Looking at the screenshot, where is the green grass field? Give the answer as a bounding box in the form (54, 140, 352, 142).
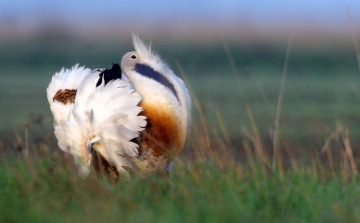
(2, 151, 360, 223)
(1, 34, 360, 222)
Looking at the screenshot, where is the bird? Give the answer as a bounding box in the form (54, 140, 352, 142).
(46, 35, 191, 178)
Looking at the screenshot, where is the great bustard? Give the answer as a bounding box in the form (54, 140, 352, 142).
(47, 35, 191, 178)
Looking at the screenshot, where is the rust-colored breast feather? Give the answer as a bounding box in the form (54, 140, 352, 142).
(53, 89, 77, 104)
(136, 101, 184, 169)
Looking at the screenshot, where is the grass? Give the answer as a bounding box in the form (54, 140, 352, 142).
(1, 138, 360, 222)
(2, 32, 360, 221)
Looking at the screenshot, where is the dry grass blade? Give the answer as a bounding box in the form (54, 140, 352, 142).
(222, 37, 270, 169)
(341, 149, 350, 182)
(309, 150, 318, 181)
(214, 107, 231, 146)
(282, 141, 299, 172)
(247, 68, 275, 119)
(349, 81, 360, 101)
(13, 130, 23, 152)
(340, 127, 358, 175)
(320, 128, 337, 173)
(23, 122, 29, 158)
(273, 32, 293, 174)
(242, 138, 257, 174)
(313, 149, 325, 181)
(346, 7, 360, 74)
(241, 126, 268, 175)
(322, 121, 358, 177)
(321, 126, 340, 154)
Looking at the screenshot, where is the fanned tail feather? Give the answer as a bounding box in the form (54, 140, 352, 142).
(54, 72, 146, 175)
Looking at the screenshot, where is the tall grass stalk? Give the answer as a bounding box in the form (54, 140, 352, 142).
(23, 122, 29, 158)
(321, 127, 338, 175)
(241, 130, 258, 173)
(321, 121, 359, 180)
(214, 107, 231, 146)
(340, 127, 358, 175)
(222, 37, 270, 171)
(349, 81, 360, 101)
(247, 67, 275, 119)
(346, 7, 360, 73)
(282, 140, 299, 172)
(273, 33, 293, 176)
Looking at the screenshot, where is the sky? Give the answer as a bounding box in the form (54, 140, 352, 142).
(0, 0, 360, 33)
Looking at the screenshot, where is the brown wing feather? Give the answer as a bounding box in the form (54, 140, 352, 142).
(53, 89, 77, 104)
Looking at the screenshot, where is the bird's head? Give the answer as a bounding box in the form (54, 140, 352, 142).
(120, 34, 167, 81)
(121, 34, 149, 72)
(121, 51, 140, 76)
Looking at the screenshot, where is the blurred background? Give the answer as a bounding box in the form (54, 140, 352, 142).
(1, 0, 360, 150)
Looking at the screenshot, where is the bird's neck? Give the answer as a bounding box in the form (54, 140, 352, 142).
(131, 75, 180, 108)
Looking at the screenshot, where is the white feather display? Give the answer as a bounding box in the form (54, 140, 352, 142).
(47, 65, 146, 177)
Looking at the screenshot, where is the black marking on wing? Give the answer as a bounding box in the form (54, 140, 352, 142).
(134, 63, 180, 103)
(96, 63, 122, 87)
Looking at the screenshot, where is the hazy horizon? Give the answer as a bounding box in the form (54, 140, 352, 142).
(1, 0, 360, 38)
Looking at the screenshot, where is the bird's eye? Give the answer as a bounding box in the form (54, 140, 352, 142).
(131, 55, 136, 59)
